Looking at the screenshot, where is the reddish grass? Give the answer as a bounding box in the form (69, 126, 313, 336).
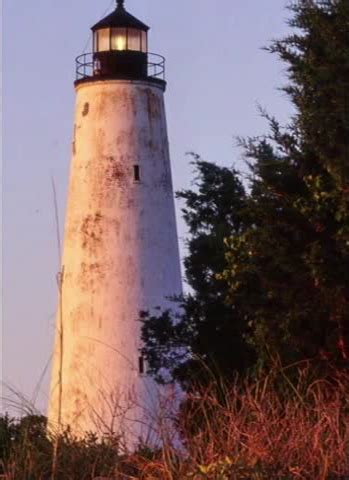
(109, 366, 349, 479)
(174, 367, 349, 479)
(2, 366, 349, 479)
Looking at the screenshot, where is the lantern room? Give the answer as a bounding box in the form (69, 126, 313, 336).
(75, 0, 165, 85)
(91, 0, 149, 79)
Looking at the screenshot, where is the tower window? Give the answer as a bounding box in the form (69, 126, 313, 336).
(134, 165, 141, 182)
(139, 355, 145, 375)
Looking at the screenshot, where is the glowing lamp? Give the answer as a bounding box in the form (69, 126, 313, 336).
(91, 0, 149, 78)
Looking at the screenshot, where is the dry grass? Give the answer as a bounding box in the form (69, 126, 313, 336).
(175, 366, 349, 479)
(1, 366, 348, 479)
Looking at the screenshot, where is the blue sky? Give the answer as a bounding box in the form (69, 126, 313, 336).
(2, 0, 292, 413)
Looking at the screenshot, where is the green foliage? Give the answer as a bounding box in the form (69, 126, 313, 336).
(141, 156, 254, 390)
(222, 0, 349, 367)
(0, 415, 119, 480)
(51, 432, 119, 480)
(0, 415, 52, 479)
(273, 0, 349, 185)
(187, 457, 292, 480)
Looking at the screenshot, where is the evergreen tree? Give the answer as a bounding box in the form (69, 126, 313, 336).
(223, 0, 349, 366)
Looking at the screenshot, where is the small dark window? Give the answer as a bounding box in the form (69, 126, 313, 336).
(139, 355, 145, 375)
(134, 165, 140, 182)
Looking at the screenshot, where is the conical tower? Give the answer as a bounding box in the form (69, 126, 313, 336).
(48, 1, 182, 446)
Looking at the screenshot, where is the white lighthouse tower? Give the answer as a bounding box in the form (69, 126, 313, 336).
(48, 0, 182, 445)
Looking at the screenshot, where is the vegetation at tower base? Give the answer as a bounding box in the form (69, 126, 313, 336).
(141, 0, 349, 389)
(1, 367, 349, 478)
(0, 414, 120, 479)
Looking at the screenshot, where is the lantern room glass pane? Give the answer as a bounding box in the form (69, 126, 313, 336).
(97, 28, 110, 52)
(93, 32, 98, 52)
(128, 28, 141, 51)
(141, 31, 147, 53)
(111, 28, 127, 51)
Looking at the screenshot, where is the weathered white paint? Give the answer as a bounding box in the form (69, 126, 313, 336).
(48, 79, 182, 446)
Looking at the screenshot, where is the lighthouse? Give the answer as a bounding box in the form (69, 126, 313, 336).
(48, 0, 182, 445)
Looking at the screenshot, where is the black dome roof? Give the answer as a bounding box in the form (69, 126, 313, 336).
(91, 2, 149, 32)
